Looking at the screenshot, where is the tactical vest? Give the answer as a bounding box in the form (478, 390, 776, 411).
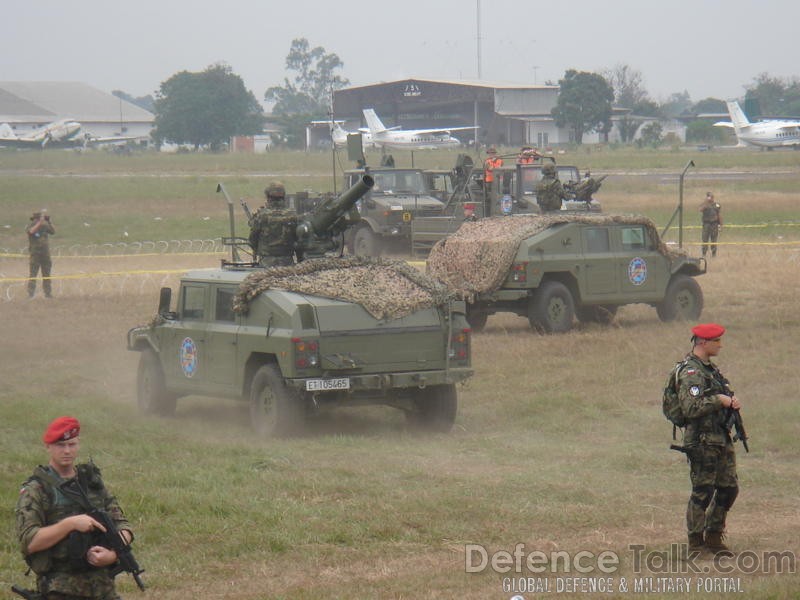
(23, 464, 109, 575)
(536, 178, 564, 211)
(701, 202, 721, 224)
(678, 355, 730, 447)
(251, 208, 297, 258)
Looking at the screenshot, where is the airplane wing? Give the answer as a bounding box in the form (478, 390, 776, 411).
(713, 121, 735, 128)
(403, 126, 479, 135)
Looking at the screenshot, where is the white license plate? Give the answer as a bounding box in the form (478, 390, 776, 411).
(305, 378, 350, 391)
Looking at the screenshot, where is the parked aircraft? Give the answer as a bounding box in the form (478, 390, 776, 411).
(361, 108, 476, 149)
(714, 101, 800, 148)
(0, 119, 138, 149)
(330, 121, 376, 148)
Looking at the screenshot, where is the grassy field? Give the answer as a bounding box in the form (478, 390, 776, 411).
(1, 149, 799, 599)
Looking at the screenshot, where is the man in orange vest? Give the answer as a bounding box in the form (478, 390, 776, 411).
(483, 147, 503, 198)
(517, 146, 540, 164)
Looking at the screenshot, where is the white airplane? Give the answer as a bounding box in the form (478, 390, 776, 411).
(0, 119, 138, 149)
(714, 100, 800, 149)
(330, 121, 376, 148)
(360, 108, 476, 149)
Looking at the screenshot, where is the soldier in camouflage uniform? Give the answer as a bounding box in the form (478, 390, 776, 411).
(15, 417, 134, 600)
(248, 181, 298, 267)
(699, 191, 722, 257)
(676, 323, 741, 555)
(535, 163, 567, 212)
(27, 209, 56, 298)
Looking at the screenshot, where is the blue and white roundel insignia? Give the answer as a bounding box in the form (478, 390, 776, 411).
(628, 257, 647, 286)
(180, 337, 198, 378)
(689, 385, 701, 397)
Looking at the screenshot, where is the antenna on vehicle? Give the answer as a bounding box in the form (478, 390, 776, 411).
(661, 160, 695, 248)
(328, 86, 337, 196)
(216, 182, 241, 263)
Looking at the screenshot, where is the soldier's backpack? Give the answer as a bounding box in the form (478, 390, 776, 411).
(662, 359, 690, 435)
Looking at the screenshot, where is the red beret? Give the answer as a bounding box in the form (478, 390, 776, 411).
(43, 416, 81, 444)
(692, 323, 725, 340)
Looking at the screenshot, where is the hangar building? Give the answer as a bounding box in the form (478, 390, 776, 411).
(0, 81, 154, 141)
(328, 78, 564, 149)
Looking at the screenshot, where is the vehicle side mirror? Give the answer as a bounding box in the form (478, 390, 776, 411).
(158, 287, 172, 315)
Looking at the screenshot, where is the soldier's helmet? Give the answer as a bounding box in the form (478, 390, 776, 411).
(542, 163, 556, 176)
(264, 181, 286, 204)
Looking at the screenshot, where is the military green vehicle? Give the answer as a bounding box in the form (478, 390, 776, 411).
(411, 156, 601, 255)
(427, 213, 706, 333)
(128, 177, 473, 436)
(342, 167, 446, 256)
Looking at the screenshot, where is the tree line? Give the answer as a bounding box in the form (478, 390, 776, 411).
(122, 39, 800, 149)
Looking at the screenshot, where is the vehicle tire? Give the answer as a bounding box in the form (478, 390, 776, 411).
(406, 384, 458, 432)
(528, 280, 575, 333)
(576, 304, 617, 324)
(465, 303, 488, 332)
(656, 275, 704, 322)
(137, 349, 176, 416)
(249, 363, 304, 437)
(353, 225, 381, 257)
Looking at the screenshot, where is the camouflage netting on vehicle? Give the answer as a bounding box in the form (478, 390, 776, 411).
(233, 256, 456, 320)
(427, 214, 682, 297)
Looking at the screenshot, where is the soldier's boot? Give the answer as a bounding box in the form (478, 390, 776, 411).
(686, 532, 706, 558)
(705, 531, 733, 556)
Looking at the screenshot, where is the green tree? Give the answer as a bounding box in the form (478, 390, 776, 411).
(685, 120, 729, 145)
(112, 90, 155, 113)
(745, 72, 800, 116)
(660, 91, 693, 118)
(153, 63, 264, 150)
(551, 70, 614, 144)
(637, 121, 663, 148)
(691, 97, 726, 114)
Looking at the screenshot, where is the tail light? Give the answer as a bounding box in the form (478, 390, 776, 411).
(510, 262, 528, 283)
(449, 328, 470, 365)
(292, 337, 320, 369)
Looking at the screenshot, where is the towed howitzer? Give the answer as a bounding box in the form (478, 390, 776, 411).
(294, 174, 374, 259)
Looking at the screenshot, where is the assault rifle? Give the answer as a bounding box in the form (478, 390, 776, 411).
(59, 478, 146, 591)
(714, 372, 750, 453)
(726, 408, 749, 453)
(11, 585, 41, 600)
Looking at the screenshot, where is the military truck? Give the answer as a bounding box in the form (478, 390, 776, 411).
(427, 213, 706, 333)
(128, 177, 473, 436)
(342, 167, 446, 256)
(411, 157, 601, 256)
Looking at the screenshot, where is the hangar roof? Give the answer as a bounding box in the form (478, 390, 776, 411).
(334, 78, 558, 116)
(0, 81, 154, 124)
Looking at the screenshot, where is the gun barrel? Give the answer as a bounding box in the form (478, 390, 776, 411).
(308, 174, 374, 235)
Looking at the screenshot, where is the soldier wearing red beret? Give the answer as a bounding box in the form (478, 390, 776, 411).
(15, 417, 135, 599)
(673, 324, 742, 556)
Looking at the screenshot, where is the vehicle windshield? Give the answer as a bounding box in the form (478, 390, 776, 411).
(519, 166, 580, 194)
(371, 171, 427, 195)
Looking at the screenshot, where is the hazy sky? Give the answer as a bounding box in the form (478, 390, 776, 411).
(3, 0, 797, 106)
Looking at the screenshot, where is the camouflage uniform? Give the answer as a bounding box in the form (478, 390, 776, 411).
(700, 196, 722, 257)
(27, 213, 56, 298)
(248, 182, 297, 267)
(15, 463, 131, 600)
(535, 165, 567, 212)
(248, 207, 298, 267)
(676, 354, 738, 538)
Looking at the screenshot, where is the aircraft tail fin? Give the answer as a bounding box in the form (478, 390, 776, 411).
(0, 123, 18, 138)
(363, 108, 387, 134)
(726, 101, 751, 132)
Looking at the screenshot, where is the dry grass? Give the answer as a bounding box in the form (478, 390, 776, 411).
(1, 159, 799, 599)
